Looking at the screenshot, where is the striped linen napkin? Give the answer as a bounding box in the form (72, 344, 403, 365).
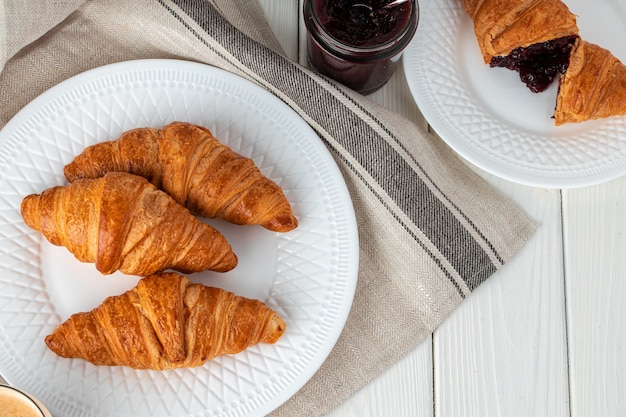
(0, 0, 535, 415)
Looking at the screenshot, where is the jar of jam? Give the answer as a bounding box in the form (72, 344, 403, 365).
(303, 0, 419, 95)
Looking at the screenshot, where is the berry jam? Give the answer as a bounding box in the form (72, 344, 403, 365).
(490, 35, 578, 93)
(315, 0, 413, 47)
(304, 0, 418, 94)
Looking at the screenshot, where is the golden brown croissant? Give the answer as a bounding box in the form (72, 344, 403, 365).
(554, 39, 626, 125)
(461, 0, 579, 92)
(63, 122, 298, 232)
(21, 172, 237, 276)
(45, 272, 286, 370)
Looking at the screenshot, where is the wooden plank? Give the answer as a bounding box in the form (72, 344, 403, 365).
(563, 178, 626, 417)
(257, 0, 300, 60)
(326, 338, 433, 417)
(433, 175, 570, 417)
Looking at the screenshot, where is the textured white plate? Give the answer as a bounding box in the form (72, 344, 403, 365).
(404, 0, 626, 188)
(0, 60, 359, 417)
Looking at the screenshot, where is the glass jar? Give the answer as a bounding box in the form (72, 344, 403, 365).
(303, 0, 419, 95)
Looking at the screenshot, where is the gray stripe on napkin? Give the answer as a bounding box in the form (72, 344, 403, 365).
(164, 0, 499, 293)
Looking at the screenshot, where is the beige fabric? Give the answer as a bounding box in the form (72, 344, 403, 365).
(0, 1, 535, 416)
(0, 0, 88, 75)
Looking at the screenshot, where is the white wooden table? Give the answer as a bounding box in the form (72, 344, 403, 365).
(259, 1, 626, 416)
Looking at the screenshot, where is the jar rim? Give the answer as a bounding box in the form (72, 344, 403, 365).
(304, 0, 420, 61)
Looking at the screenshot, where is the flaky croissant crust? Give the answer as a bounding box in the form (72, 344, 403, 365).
(45, 272, 286, 370)
(64, 122, 298, 232)
(554, 39, 626, 125)
(461, 0, 579, 62)
(21, 172, 237, 276)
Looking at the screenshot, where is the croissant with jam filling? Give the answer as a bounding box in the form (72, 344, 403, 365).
(554, 39, 626, 125)
(461, 0, 579, 92)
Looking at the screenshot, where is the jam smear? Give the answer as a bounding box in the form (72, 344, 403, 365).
(490, 35, 578, 93)
(316, 0, 412, 47)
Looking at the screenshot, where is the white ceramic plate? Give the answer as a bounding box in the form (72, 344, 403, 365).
(0, 60, 359, 417)
(404, 0, 626, 188)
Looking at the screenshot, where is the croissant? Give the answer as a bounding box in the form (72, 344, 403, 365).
(63, 121, 298, 232)
(461, 0, 579, 92)
(554, 39, 626, 125)
(45, 272, 286, 370)
(21, 172, 237, 276)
